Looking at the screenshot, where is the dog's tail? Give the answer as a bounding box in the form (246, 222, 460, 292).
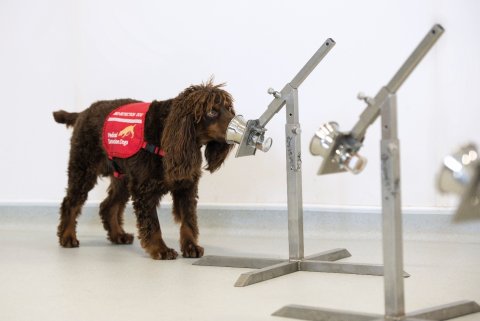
(53, 110, 79, 128)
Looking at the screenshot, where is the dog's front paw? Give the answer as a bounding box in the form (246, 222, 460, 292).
(59, 235, 80, 248)
(148, 247, 178, 260)
(181, 242, 204, 258)
(109, 232, 134, 245)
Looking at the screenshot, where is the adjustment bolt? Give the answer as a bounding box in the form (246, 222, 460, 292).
(357, 92, 375, 105)
(292, 127, 301, 135)
(268, 88, 282, 98)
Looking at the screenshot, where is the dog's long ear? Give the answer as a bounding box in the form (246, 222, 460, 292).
(204, 141, 233, 173)
(161, 110, 202, 183)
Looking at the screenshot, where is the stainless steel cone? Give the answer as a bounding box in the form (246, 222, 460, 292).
(226, 115, 247, 145)
(310, 122, 340, 157)
(438, 143, 480, 222)
(438, 143, 478, 195)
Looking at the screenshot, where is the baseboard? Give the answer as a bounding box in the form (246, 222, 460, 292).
(0, 202, 478, 242)
(0, 200, 455, 214)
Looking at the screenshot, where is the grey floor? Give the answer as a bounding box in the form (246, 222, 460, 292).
(1, 207, 479, 321)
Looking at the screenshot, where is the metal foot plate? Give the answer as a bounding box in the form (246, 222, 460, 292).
(299, 260, 410, 277)
(304, 248, 351, 261)
(272, 304, 381, 321)
(234, 261, 299, 287)
(272, 301, 480, 321)
(192, 255, 285, 269)
(407, 300, 480, 320)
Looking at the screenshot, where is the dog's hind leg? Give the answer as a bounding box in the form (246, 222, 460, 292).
(171, 184, 204, 258)
(58, 134, 104, 248)
(99, 178, 133, 244)
(58, 166, 98, 248)
(131, 180, 178, 260)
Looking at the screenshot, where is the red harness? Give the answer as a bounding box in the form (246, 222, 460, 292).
(102, 102, 165, 177)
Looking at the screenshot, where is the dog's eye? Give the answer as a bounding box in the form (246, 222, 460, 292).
(206, 110, 219, 118)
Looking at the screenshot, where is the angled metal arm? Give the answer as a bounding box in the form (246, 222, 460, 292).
(350, 24, 444, 141)
(235, 38, 335, 158)
(290, 38, 336, 89)
(387, 24, 444, 93)
(234, 38, 335, 158)
(257, 38, 336, 128)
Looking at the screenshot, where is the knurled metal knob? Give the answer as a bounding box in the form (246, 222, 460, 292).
(268, 88, 282, 98)
(357, 92, 375, 105)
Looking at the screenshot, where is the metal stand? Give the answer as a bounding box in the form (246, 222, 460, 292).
(272, 25, 479, 321)
(194, 39, 399, 287)
(272, 94, 480, 320)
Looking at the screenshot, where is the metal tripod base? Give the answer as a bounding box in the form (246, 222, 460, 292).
(193, 248, 409, 287)
(272, 300, 480, 321)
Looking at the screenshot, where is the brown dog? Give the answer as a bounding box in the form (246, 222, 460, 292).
(53, 81, 235, 259)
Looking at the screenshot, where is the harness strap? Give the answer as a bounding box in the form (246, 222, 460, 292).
(110, 142, 165, 178)
(110, 158, 123, 178)
(142, 142, 166, 157)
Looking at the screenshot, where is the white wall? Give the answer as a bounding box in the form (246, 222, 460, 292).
(0, 0, 478, 209)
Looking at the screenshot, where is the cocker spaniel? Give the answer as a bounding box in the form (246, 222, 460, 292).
(53, 80, 235, 260)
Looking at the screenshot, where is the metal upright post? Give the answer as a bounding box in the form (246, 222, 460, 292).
(285, 88, 304, 261)
(380, 94, 405, 319)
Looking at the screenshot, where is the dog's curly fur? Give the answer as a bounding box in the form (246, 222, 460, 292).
(53, 81, 235, 260)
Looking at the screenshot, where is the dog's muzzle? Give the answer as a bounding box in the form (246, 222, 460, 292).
(310, 122, 367, 174)
(226, 115, 272, 153)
